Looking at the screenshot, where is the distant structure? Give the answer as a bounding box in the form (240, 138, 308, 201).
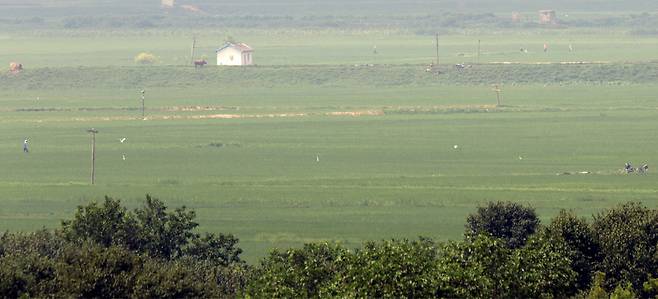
(539, 10, 557, 25)
(511, 12, 522, 23)
(161, 0, 175, 9)
(9, 62, 23, 73)
(180, 4, 202, 13)
(216, 42, 254, 66)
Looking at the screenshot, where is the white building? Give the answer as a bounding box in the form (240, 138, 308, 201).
(161, 0, 175, 9)
(216, 42, 254, 66)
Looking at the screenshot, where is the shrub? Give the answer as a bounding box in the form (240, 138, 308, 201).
(134, 52, 158, 64)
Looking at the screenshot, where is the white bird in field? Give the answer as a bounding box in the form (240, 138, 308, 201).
(122, 154, 126, 161)
(519, 156, 523, 160)
(119, 138, 126, 143)
(453, 145, 459, 149)
(316, 154, 320, 162)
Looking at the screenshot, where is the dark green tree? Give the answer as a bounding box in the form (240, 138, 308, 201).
(466, 201, 539, 248)
(247, 242, 348, 298)
(53, 243, 141, 298)
(132, 258, 219, 299)
(591, 202, 658, 291)
(0, 253, 56, 297)
(133, 195, 198, 259)
(332, 238, 440, 298)
(61, 196, 139, 249)
(184, 232, 243, 266)
(437, 234, 576, 299)
(542, 209, 601, 293)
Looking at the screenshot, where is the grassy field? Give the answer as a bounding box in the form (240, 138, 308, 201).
(2, 30, 658, 67)
(1, 26, 658, 262)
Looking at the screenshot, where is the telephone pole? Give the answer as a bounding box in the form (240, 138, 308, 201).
(435, 32, 440, 65)
(477, 39, 481, 63)
(493, 84, 502, 106)
(140, 89, 145, 119)
(87, 128, 99, 185)
(191, 35, 196, 66)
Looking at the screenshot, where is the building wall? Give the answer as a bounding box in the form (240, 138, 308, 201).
(241, 52, 254, 65)
(217, 47, 244, 66)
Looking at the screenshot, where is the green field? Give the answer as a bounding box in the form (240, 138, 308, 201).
(2, 19, 658, 263)
(3, 30, 658, 67)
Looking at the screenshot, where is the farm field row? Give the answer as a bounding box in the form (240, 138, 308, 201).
(1, 80, 657, 262)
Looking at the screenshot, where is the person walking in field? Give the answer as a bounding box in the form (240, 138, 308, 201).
(543, 43, 549, 53)
(23, 138, 29, 153)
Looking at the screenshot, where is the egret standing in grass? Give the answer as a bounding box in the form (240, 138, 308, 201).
(119, 138, 126, 160)
(316, 154, 320, 162)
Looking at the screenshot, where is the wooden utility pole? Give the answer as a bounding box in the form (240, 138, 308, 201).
(435, 32, 440, 65)
(190, 36, 196, 66)
(477, 39, 481, 63)
(140, 89, 145, 119)
(493, 84, 502, 106)
(87, 128, 99, 185)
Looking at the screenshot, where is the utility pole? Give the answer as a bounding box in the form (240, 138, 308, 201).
(140, 89, 145, 119)
(191, 35, 196, 66)
(435, 32, 440, 65)
(477, 39, 481, 63)
(493, 84, 502, 106)
(87, 128, 98, 185)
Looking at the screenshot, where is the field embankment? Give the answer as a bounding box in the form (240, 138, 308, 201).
(2, 63, 656, 91)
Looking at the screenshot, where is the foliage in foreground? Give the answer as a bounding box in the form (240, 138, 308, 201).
(0, 195, 248, 298)
(3, 198, 658, 298)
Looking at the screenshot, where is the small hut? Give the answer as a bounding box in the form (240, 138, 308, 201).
(161, 0, 175, 9)
(511, 12, 522, 23)
(539, 10, 557, 25)
(9, 62, 23, 73)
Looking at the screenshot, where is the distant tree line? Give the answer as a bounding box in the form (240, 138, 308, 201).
(3, 197, 658, 298)
(1, 12, 656, 32)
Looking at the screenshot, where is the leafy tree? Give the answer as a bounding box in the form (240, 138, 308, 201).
(133, 195, 198, 259)
(61, 196, 139, 248)
(542, 209, 601, 292)
(1, 229, 65, 258)
(466, 201, 539, 248)
(0, 253, 56, 297)
(184, 232, 243, 266)
(132, 258, 218, 299)
(54, 243, 141, 298)
(592, 202, 658, 291)
(437, 234, 576, 299)
(587, 272, 610, 299)
(511, 234, 577, 298)
(59, 195, 242, 262)
(247, 242, 348, 298)
(643, 275, 658, 298)
(611, 283, 637, 299)
(332, 238, 440, 298)
(436, 235, 507, 298)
